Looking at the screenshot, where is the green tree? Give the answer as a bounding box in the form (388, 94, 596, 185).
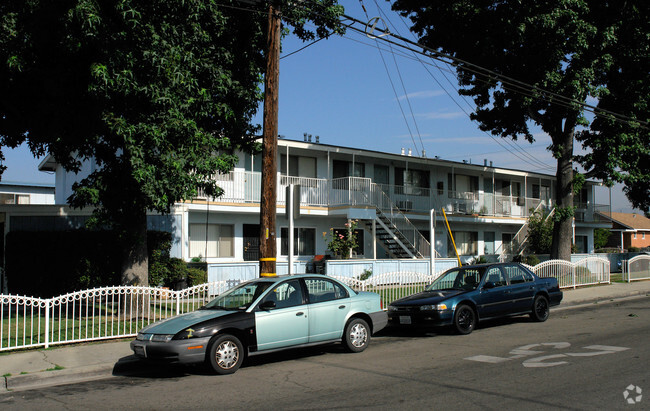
(393, 0, 649, 260)
(0, 0, 343, 285)
(593, 227, 611, 250)
(526, 210, 553, 255)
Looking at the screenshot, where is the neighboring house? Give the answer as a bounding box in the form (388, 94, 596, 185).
(0, 182, 55, 291)
(597, 212, 650, 251)
(14, 137, 608, 265)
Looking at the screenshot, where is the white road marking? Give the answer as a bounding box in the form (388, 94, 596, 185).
(465, 343, 631, 367)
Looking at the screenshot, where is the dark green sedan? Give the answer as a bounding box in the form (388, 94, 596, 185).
(131, 274, 387, 374)
(387, 263, 562, 334)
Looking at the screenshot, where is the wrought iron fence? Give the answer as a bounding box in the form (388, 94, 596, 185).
(1, 282, 229, 352)
(531, 257, 610, 289)
(623, 255, 650, 282)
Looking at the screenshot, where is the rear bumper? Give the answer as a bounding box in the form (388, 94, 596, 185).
(130, 336, 211, 365)
(549, 290, 563, 307)
(369, 310, 388, 333)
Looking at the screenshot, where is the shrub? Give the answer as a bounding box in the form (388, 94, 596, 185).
(187, 267, 207, 286)
(525, 255, 541, 266)
(358, 269, 373, 281)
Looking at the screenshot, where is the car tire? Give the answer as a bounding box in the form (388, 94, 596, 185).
(530, 295, 550, 322)
(343, 318, 370, 353)
(453, 304, 476, 335)
(206, 334, 244, 375)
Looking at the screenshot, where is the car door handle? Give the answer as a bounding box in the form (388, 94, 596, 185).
(339, 305, 346, 309)
(504, 290, 511, 294)
(296, 312, 304, 316)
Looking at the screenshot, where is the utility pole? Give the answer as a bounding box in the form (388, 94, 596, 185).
(259, 2, 281, 277)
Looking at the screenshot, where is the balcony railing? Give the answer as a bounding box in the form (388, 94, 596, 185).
(194, 171, 605, 222)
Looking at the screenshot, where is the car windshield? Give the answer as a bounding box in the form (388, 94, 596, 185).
(425, 267, 487, 292)
(203, 281, 274, 310)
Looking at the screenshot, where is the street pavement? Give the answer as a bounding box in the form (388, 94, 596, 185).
(2, 280, 649, 393)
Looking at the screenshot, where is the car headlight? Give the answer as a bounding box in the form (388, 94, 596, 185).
(420, 304, 448, 311)
(137, 333, 152, 341)
(388, 306, 398, 312)
(151, 334, 174, 343)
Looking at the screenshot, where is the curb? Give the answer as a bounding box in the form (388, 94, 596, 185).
(556, 291, 649, 311)
(2, 357, 141, 393)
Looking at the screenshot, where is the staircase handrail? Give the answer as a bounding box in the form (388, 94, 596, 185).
(372, 183, 433, 258)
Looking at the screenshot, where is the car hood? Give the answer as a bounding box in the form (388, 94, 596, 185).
(139, 309, 235, 335)
(390, 289, 465, 306)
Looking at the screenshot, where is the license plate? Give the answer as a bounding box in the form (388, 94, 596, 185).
(134, 345, 146, 357)
(399, 316, 412, 325)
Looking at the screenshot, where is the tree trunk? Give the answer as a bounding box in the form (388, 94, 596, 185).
(550, 127, 575, 261)
(121, 210, 149, 286)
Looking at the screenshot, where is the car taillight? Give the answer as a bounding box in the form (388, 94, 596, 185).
(380, 299, 384, 310)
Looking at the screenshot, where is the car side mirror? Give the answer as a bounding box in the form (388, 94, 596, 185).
(483, 281, 495, 290)
(259, 300, 276, 310)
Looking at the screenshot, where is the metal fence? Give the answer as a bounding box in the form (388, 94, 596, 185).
(623, 255, 650, 282)
(1, 282, 229, 352)
(531, 257, 610, 289)
(0, 257, 615, 352)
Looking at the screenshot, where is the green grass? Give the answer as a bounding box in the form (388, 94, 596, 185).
(46, 365, 64, 371)
(1, 299, 209, 350)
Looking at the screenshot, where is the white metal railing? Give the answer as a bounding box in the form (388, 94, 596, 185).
(532, 257, 610, 289)
(0, 283, 229, 352)
(195, 172, 609, 223)
(623, 255, 650, 282)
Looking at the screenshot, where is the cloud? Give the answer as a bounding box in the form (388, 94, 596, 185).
(397, 90, 445, 101)
(418, 111, 465, 120)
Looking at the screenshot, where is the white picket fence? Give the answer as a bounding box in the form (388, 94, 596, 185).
(623, 255, 650, 282)
(1, 258, 613, 352)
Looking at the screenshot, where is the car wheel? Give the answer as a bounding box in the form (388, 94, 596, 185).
(453, 304, 476, 335)
(206, 334, 244, 375)
(530, 295, 550, 322)
(343, 318, 370, 353)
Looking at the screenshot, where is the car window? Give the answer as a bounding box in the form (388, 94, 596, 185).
(260, 279, 304, 309)
(204, 281, 274, 310)
(485, 267, 507, 287)
(305, 278, 349, 303)
(459, 269, 481, 291)
(504, 265, 530, 284)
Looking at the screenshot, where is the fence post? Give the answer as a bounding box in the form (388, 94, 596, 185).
(44, 299, 50, 349)
(572, 266, 576, 290)
(176, 291, 180, 316)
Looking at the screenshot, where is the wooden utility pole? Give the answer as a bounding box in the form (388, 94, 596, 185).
(259, 2, 281, 277)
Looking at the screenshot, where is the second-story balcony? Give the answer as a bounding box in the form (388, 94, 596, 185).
(194, 171, 606, 223)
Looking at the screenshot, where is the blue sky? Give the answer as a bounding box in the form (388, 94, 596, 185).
(0, 1, 637, 212)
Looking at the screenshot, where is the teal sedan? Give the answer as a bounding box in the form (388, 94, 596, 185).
(131, 274, 387, 374)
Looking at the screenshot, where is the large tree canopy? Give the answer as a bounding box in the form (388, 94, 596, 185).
(0, 0, 344, 285)
(393, 0, 649, 260)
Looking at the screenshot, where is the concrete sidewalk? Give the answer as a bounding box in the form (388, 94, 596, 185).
(2, 280, 649, 393)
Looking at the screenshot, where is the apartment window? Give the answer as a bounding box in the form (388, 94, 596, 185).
(447, 174, 478, 198)
(281, 227, 316, 256)
(280, 155, 316, 178)
(189, 224, 234, 258)
(643, 233, 646, 240)
(484, 232, 495, 254)
(333, 160, 365, 178)
(0, 193, 30, 204)
(532, 184, 540, 199)
(397, 168, 429, 195)
(374, 165, 389, 185)
(633, 233, 637, 239)
(449, 231, 478, 256)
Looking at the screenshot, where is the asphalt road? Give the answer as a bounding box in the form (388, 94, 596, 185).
(1, 297, 648, 410)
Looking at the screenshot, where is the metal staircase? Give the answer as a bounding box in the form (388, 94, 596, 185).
(497, 202, 553, 261)
(362, 184, 434, 259)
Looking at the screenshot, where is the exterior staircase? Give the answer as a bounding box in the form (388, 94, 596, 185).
(362, 184, 435, 259)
